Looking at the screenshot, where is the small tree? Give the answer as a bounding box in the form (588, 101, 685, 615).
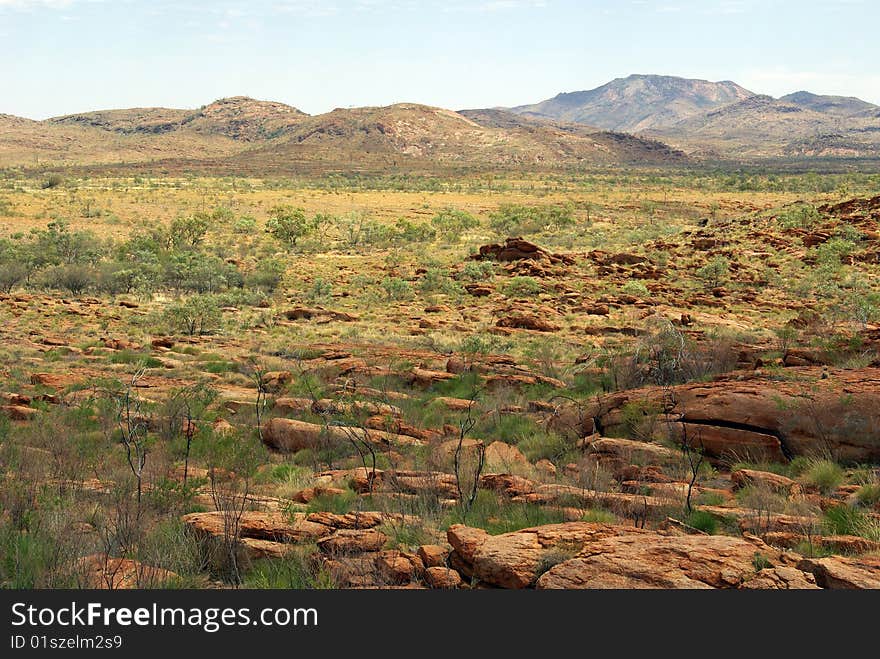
(696, 256, 730, 289)
(266, 205, 315, 248)
(169, 213, 210, 248)
(166, 295, 221, 336)
(430, 207, 478, 241)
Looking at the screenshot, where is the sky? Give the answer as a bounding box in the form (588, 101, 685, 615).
(1, 0, 878, 119)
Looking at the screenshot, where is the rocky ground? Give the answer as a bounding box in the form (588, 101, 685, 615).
(1, 182, 879, 590)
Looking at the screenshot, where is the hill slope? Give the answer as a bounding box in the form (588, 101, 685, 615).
(510, 74, 755, 132)
(49, 96, 308, 141)
(652, 94, 880, 158)
(779, 91, 878, 118)
(231, 104, 686, 172)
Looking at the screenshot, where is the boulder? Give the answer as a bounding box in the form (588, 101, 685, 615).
(496, 314, 560, 332)
(317, 529, 388, 554)
(447, 522, 634, 589)
(797, 556, 880, 589)
(536, 533, 786, 589)
(418, 544, 451, 568)
(77, 554, 178, 589)
(262, 418, 423, 453)
(425, 566, 463, 589)
(549, 367, 880, 462)
(731, 468, 802, 495)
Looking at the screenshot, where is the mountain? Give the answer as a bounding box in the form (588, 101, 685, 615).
(779, 91, 878, 118)
(231, 104, 686, 172)
(651, 94, 880, 158)
(509, 74, 755, 132)
(49, 96, 308, 141)
(0, 99, 687, 172)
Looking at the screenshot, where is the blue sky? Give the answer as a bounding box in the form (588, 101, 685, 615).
(1, 0, 878, 119)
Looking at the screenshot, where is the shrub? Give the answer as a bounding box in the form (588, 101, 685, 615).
(459, 261, 496, 282)
(621, 280, 649, 297)
(855, 483, 880, 507)
(43, 264, 96, 295)
(169, 213, 210, 248)
(684, 509, 718, 534)
(696, 256, 729, 289)
(380, 277, 413, 301)
(233, 215, 257, 234)
(394, 218, 436, 243)
(0, 259, 29, 293)
(163, 251, 241, 293)
(266, 205, 315, 248)
(489, 203, 574, 235)
(430, 207, 479, 240)
(166, 295, 222, 336)
(306, 278, 333, 304)
(823, 505, 880, 540)
(502, 276, 541, 297)
(245, 258, 286, 293)
(802, 459, 845, 495)
(40, 173, 64, 189)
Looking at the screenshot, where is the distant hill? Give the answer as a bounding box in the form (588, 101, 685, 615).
(4, 76, 880, 170)
(0, 99, 687, 172)
(651, 94, 880, 158)
(779, 91, 878, 118)
(509, 74, 755, 132)
(49, 96, 308, 141)
(232, 104, 686, 172)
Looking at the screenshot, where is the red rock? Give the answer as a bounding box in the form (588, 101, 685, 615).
(797, 555, 880, 589)
(418, 544, 451, 568)
(1, 404, 37, 420)
(425, 566, 462, 589)
(496, 314, 560, 332)
(317, 529, 388, 554)
(77, 554, 178, 589)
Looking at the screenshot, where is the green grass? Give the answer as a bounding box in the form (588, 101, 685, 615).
(304, 489, 358, 514)
(684, 509, 719, 535)
(854, 483, 880, 507)
(242, 547, 335, 589)
(802, 459, 845, 495)
(109, 349, 163, 368)
(823, 505, 880, 541)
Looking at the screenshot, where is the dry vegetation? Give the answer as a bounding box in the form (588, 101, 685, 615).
(1, 167, 879, 589)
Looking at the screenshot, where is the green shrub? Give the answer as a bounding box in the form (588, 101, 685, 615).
(459, 261, 496, 282)
(233, 215, 257, 234)
(380, 277, 413, 301)
(823, 505, 880, 540)
(245, 258, 286, 293)
(42, 264, 97, 295)
(394, 218, 436, 243)
(489, 203, 574, 235)
(855, 483, 880, 507)
(502, 276, 541, 297)
(696, 256, 729, 289)
(621, 280, 649, 297)
(166, 295, 222, 336)
(802, 459, 845, 495)
(684, 509, 718, 534)
(430, 207, 479, 240)
(266, 205, 315, 248)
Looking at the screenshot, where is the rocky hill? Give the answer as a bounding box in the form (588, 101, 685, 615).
(0, 99, 686, 171)
(509, 74, 755, 132)
(779, 91, 878, 118)
(236, 104, 686, 171)
(652, 94, 880, 158)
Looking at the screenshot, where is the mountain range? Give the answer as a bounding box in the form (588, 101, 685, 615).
(2, 74, 879, 172)
(505, 74, 880, 159)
